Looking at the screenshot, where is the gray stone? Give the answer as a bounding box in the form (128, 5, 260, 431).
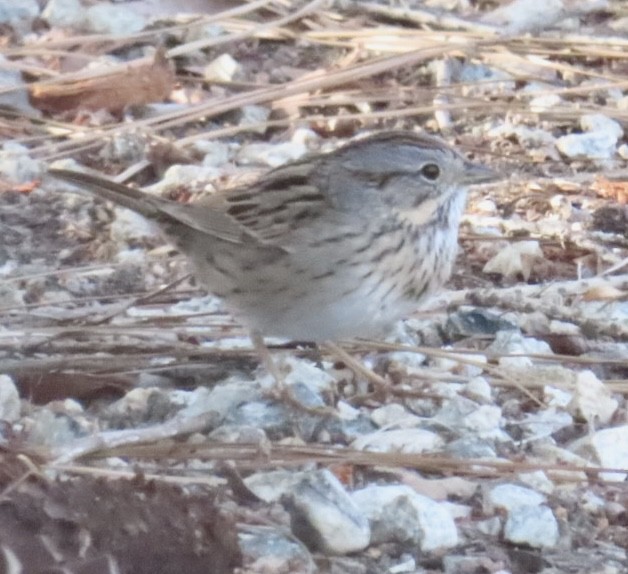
(486, 483, 546, 513)
(85, 4, 146, 35)
(0, 374, 20, 422)
(353, 484, 458, 551)
(0, 0, 38, 30)
(42, 0, 83, 28)
(504, 505, 559, 548)
(284, 469, 370, 554)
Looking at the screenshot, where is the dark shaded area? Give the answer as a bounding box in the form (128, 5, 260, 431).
(0, 452, 241, 574)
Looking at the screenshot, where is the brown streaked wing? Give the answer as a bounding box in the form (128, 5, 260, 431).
(197, 158, 330, 245)
(139, 158, 326, 248)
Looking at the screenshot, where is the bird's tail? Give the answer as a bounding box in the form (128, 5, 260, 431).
(48, 169, 161, 218)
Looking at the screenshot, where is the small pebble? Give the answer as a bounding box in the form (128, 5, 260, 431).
(504, 505, 559, 548)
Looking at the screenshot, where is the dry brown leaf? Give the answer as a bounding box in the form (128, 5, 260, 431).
(329, 463, 355, 487)
(0, 179, 39, 193)
(591, 176, 628, 204)
(581, 284, 626, 302)
(29, 50, 175, 114)
(16, 371, 131, 404)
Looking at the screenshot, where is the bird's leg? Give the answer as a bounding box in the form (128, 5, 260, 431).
(250, 329, 287, 399)
(251, 332, 390, 409)
(251, 331, 340, 415)
(321, 341, 390, 399)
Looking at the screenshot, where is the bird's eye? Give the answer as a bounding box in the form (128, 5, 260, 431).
(420, 163, 440, 181)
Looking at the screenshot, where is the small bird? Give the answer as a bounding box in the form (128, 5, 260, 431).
(49, 131, 497, 342)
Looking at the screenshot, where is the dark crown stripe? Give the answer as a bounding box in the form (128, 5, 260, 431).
(347, 131, 454, 154)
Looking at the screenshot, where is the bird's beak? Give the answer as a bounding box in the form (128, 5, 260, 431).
(462, 161, 501, 185)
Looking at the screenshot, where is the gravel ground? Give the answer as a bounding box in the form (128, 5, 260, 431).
(0, 1, 627, 572)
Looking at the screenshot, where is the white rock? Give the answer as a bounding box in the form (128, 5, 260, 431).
(544, 385, 573, 408)
(287, 470, 370, 554)
(497, 357, 534, 371)
(387, 351, 428, 372)
(177, 382, 256, 419)
(208, 424, 267, 446)
(42, 0, 83, 28)
(168, 295, 221, 316)
(488, 122, 556, 148)
(618, 144, 628, 160)
(291, 128, 319, 146)
(204, 53, 241, 82)
(581, 79, 624, 103)
(548, 320, 581, 336)
(435, 396, 488, 427)
(556, 132, 618, 160)
(458, 63, 515, 96)
(0, 0, 38, 29)
(488, 330, 553, 357)
(99, 133, 144, 164)
(462, 404, 503, 436)
(0, 283, 24, 307)
(475, 198, 498, 214)
(113, 248, 148, 266)
(237, 142, 308, 168)
(336, 400, 360, 421)
(568, 369, 618, 426)
(519, 408, 573, 441)
(426, 381, 465, 399)
(431, 351, 486, 378)
(60, 399, 84, 415)
(352, 428, 444, 453)
(441, 501, 473, 520)
(0, 55, 37, 113)
(486, 483, 546, 513)
(352, 484, 458, 551)
(436, 396, 505, 439)
(197, 141, 231, 167)
(182, 22, 224, 43)
(283, 357, 335, 392)
(110, 208, 157, 243)
(388, 557, 417, 573)
(499, 355, 533, 369)
(481, 0, 566, 33)
(157, 164, 220, 193)
(465, 377, 492, 401)
(503, 505, 559, 548)
(529, 93, 563, 112)
(370, 403, 422, 429)
(27, 411, 80, 447)
(201, 336, 251, 350)
(571, 425, 628, 481)
(0, 142, 42, 183)
(107, 387, 160, 417)
(239, 105, 271, 133)
(531, 443, 589, 482)
(85, 4, 146, 35)
(581, 113, 623, 138)
(446, 437, 498, 459)
(580, 490, 606, 512)
(476, 516, 502, 536)
(517, 471, 555, 494)
(0, 374, 20, 422)
(238, 527, 312, 571)
(245, 469, 308, 503)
